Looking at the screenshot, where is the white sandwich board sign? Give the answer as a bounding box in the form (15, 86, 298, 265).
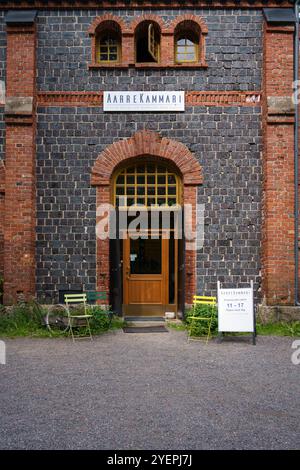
(217, 281, 256, 344)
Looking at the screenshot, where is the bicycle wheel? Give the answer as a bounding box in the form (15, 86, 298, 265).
(45, 304, 70, 335)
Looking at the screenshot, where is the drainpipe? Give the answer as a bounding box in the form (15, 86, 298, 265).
(294, 0, 300, 305)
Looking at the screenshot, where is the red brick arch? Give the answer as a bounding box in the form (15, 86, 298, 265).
(87, 14, 127, 36)
(91, 130, 202, 186)
(91, 130, 202, 310)
(128, 14, 168, 34)
(170, 14, 208, 35)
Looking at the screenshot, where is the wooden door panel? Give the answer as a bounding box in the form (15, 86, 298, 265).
(123, 236, 169, 315)
(128, 279, 163, 304)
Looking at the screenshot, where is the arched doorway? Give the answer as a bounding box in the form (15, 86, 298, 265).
(91, 130, 202, 317)
(112, 159, 182, 316)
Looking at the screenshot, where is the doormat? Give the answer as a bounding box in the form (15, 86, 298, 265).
(123, 326, 169, 333)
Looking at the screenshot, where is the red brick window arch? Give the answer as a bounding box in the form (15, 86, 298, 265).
(88, 15, 125, 68)
(88, 14, 208, 69)
(171, 15, 208, 68)
(175, 22, 200, 64)
(96, 23, 121, 64)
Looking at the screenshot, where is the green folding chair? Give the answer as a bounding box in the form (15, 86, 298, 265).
(86, 291, 113, 327)
(188, 295, 217, 343)
(64, 293, 93, 342)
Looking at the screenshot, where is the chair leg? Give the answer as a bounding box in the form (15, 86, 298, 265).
(206, 319, 212, 344)
(86, 318, 93, 341)
(70, 320, 75, 343)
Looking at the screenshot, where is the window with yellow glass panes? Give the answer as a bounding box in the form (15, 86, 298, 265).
(113, 163, 180, 208)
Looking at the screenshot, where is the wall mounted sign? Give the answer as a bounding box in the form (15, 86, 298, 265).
(217, 281, 256, 344)
(103, 91, 185, 112)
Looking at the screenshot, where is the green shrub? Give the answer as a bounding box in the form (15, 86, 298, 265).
(257, 321, 300, 337)
(185, 303, 218, 337)
(0, 300, 47, 336)
(88, 305, 112, 332)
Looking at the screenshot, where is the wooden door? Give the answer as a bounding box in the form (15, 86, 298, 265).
(123, 234, 169, 316)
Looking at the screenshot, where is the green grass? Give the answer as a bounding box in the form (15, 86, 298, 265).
(257, 321, 300, 337)
(0, 301, 124, 338)
(169, 316, 300, 338)
(166, 321, 187, 331)
(1, 301, 299, 338)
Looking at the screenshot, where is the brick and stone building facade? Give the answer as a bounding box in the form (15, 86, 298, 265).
(0, 1, 297, 318)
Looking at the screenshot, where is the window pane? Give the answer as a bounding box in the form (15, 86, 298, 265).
(116, 186, 125, 195)
(157, 175, 165, 184)
(126, 175, 134, 184)
(147, 175, 155, 184)
(186, 39, 194, 46)
(158, 198, 166, 205)
(137, 175, 145, 184)
(168, 198, 176, 206)
(137, 186, 145, 195)
(185, 53, 196, 61)
(100, 54, 108, 61)
(130, 238, 162, 274)
(168, 175, 176, 184)
(127, 186, 135, 195)
(147, 197, 156, 206)
(117, 175, 124, 184)
(176, 53, 186, 61)
(109, 54, 117, 61)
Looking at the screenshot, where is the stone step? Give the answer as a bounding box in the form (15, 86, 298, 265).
(124, 316, 165, 327)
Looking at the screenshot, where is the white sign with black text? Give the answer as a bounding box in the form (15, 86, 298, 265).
(103, 91, 185, 112)
(217, 281, 255, 333)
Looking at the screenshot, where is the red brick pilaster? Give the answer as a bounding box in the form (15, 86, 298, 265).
(95, 185, 110, 303)
(262, 22, 295, 305)
(0, 161, 5, 280)
(4, 19, 37, 304)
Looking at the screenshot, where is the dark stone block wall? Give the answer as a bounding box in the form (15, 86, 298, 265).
(36, 9, 262, 92)
(36, 106, 262, 302)
(0, 8, 263, 303)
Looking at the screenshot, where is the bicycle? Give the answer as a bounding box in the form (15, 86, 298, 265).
(44, 304, 70, 335)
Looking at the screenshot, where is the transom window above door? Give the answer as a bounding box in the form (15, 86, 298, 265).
(114, 163, 180, 207)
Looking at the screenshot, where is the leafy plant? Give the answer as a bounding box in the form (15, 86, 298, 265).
(0, 300, 47, 337)
(88, 305, 112, 332)
(185, 303, 218, 337)
(257, 321, 300, 337)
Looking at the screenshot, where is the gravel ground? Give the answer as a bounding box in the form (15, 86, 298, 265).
(0, 330, 299, 450)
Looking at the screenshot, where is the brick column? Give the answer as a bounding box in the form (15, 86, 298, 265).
(0, 161, 5, 282)
(262, 21, 295, 305)
(3, 11, 37, 304)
